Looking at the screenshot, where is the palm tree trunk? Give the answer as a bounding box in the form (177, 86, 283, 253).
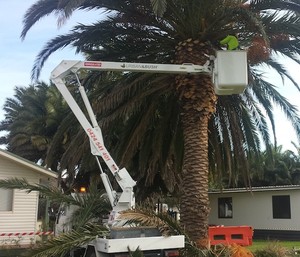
(180, 109, 210, 248)
(174, 39, 217, 247)
(179, 87, 216, 247)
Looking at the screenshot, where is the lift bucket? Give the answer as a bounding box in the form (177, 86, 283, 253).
(214, 50, 248, 95)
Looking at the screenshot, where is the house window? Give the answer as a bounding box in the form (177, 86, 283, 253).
(272, 195, 291, 219)
(218, 197, 233, 218)
(0, 188, 13, 211)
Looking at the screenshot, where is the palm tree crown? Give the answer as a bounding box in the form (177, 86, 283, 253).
(0, 83, 68, 167)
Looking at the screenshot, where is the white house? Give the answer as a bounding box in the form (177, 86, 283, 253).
(209, 185, 300, 240)
(0, 149, 57, 247)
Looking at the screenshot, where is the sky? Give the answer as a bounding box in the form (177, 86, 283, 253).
(0, 1, 299, 152)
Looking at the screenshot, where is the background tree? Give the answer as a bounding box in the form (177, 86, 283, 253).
(12, 0, 300, 246)
(0, 83, 68, 169)
(247, 143, 300, 186)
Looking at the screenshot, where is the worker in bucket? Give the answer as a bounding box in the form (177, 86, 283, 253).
(220, 35, 239, 50)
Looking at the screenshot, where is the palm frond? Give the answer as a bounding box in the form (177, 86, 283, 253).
(21, 0, 112, 39)
(250, 0, 300, 13)
(119, 207, 186, 238)
(31, 32, 80, 81)
(150, 0, 167, 17)
(0, 178, 71, 202)
(127, 247, 144, 257)
(21, 0, 60, 40)
(69, 184, 111, 228)
(263, 58, 300, 90)
(26, 223, 108, 257)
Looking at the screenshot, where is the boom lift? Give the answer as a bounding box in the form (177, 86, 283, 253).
(51, 51, 248, 257)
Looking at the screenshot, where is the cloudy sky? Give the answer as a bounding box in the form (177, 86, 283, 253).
(0, 1, 100, 96)
(0, 1, 299, 151)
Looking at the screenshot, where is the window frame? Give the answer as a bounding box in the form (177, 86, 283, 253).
(272, 195, 291, 219)
(218, 197, 233, 219)
(0, 188, 14, 212)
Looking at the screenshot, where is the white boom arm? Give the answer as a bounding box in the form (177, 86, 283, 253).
(50, 58, 247, 219)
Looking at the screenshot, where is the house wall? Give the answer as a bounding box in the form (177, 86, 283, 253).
(0, 157, 40, 246)
(209, 189, 300, 231)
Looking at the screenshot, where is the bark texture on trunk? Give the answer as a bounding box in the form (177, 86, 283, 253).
(174, 39, 217, 247)
(180, 108, 210, 248)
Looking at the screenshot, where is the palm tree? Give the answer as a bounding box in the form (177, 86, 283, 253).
(0, 82, 96, 188)
(0, 83, 68, 167)
(247, 144, 300, 186)
(20, 0, 300, 247)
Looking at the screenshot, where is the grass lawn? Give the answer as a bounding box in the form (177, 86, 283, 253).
(248, 240, 300, 252)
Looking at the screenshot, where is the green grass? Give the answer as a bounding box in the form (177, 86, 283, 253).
(248, 240, 300, 252)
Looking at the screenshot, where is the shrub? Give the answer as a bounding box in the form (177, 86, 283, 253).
(254, 242, 296, 257)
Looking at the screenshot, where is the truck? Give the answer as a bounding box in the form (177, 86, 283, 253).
(50, 51, 248, 257)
